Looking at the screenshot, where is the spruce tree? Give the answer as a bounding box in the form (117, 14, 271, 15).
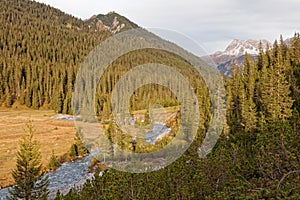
(8, 124, 49, 200)
(289, 33, 300, 111)
(74, 129, 88, 156)
(48, 150, 60, 171)
(69, 129, 88, 159)
(241, 53, 257, 132)
(259, 47, 294, 122)
(226, 63, 243, 133)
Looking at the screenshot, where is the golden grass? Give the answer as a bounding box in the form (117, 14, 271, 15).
(131, 106, 180, 115)
(0, 109, 76, 188)
(0, 106, 180, 188)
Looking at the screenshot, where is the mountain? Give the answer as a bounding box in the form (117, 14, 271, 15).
(0, 0, 111, 112)
(0, 0, 208, 120)
(213, 39, 270, 61)
(204, 39, 270, 75)
(216, 54, 247, 76)
(85, 11, 138, 34)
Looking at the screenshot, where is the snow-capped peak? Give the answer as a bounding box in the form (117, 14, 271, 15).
(215, 39, 270, 57)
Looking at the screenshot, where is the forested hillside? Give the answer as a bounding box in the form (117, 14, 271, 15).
(0, 0, 299, 199)
(0, 0, 210, 120)
(57, 35, 300, 199)
(226, 35, 300, 132)
(0, 0, 111, 113)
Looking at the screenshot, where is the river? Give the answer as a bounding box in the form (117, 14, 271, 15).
(0, 124, 170, 199)
(0, 152, 96, 200)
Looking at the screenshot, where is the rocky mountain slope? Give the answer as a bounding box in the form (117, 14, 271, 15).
(203, 39, 270, 75)
(212, 39, 270, 64)
(85, 11, 138, 34)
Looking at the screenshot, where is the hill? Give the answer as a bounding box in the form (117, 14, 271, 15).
(0, 0, 112, 113)
(0, 0, 210, 120)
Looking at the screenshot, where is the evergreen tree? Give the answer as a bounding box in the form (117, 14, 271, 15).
(259, 47, 294, 122)
(226, 63, 243, 133)
(8, 124, 49, 200)
(289, 33, 300, 111)
(48, 150, 60, 171)
(69, 143, 78, 159)
(5, 90, 13, 107)
(144, 108, 151, 125)
(106, 121, 115, 156)
(241, 53, 257, 132)
(74, 129, 88, 156)
(69, 129, 88, 159)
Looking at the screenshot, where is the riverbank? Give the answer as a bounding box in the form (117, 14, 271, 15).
(0, 109, 76, 188)
(0, 152, 97, 200)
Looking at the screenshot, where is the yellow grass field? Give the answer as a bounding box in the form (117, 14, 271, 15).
(0, 106, 179, 188)
(0, 109, 76, 188)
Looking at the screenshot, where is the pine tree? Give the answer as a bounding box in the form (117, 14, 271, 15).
(8, 124, 49, 200)
(226, 63, 243, 133)
(106, 121, 115, 156)
(69, 129, 88, 159)
(289, 33, 300, 111)
(259, 47, 294, 122)
(69, 143, 78, 159)
(5, 89, 13, 107)
(74, 129, 88, 156)
(241, 53, 257, 132)
(144, 108, 151, 125)
(48, 150, 60, 171)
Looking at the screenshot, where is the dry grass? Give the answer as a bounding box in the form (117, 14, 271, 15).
(0, 109, 76, 188)
(0, 106, 180, 188)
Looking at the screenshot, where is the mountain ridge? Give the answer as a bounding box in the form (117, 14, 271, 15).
(205, 39, 270, 75)
(85, 11, 138, 34)
(210, 39, 270, 64)
(206, 38, 294, 75)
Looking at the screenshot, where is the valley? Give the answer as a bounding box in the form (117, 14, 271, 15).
(0, 109, 75, 188)
(0, 0, 299, 199)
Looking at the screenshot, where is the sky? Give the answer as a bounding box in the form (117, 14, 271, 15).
(35, 0, 300, 55)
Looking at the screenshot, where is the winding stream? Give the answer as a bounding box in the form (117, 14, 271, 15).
(0, 152, 96, 200)
(0, 124, 170, 200)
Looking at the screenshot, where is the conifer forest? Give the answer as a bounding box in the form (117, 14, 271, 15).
(0, 0, 299, 199)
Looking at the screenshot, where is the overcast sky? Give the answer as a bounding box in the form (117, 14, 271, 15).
(36, 0, 300, 54)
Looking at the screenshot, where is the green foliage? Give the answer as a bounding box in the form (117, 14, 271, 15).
(289, 33, 300, 112)
(69, 129, 89, 159)
(8, 124, 49, 200)
(0, 0, 110, 113)
(259, 46, 294, 122)
(69, 144, 78, 159)
(54, 190, 63, 200)
(253, 121, 300, 198)
(226, 37, 296, 133)
(1, 1, 299, 199)
(48, 150, 60, 171)
(74, 130, 89, 156)
(58, 35, 300, 200)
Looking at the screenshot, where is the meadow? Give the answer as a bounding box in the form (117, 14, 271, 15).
(0, 108, 76, 188)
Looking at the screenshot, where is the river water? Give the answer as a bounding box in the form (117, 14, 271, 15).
(0, 124, 170, 200)
(0, 152, 96, 200)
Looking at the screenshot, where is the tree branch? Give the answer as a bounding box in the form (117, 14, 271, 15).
(277, 170, 300, 190)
